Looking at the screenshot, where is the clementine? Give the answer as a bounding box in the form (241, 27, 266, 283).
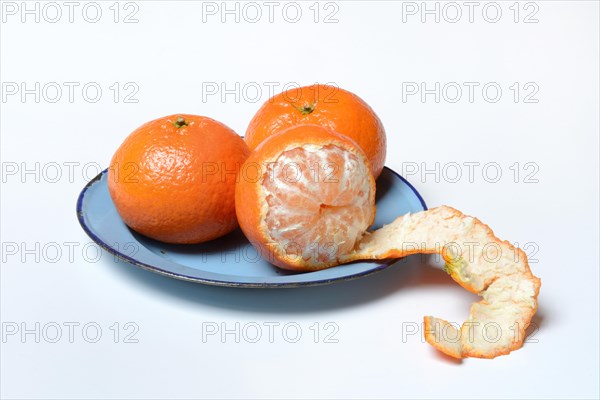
(108, 114, 250, 244)
(235, 124, 376, 271)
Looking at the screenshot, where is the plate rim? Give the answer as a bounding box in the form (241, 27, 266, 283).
(76, 166, 427, 288)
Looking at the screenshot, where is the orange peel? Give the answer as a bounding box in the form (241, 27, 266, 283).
(342, 206, 541, 359)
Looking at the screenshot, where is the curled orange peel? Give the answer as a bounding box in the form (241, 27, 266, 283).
(340, 206, 541, 359)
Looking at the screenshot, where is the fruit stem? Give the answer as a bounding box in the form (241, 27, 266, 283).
(292, 102, 317, 115)
(173, 117, 189, 128)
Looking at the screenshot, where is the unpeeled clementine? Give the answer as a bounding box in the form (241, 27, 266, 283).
(109, 114, 250, 244)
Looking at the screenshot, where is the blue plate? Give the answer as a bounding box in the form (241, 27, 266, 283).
(76, 167, 426, 288)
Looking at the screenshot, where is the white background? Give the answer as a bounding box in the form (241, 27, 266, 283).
(1, 1, 599, 399)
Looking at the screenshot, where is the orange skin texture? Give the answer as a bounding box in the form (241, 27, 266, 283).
(245, 84, 387, 179)
(235, 124, 376, 271)
(108, 114, 250, 244)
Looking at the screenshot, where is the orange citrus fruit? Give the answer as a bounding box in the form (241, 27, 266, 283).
(245, 84, 387, 179)
(108, 114, 250, 244)
(235, 124, 376, 271)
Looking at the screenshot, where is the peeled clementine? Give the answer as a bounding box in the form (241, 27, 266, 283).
(108, 114, 250, 244)
(235, 124, 376, 271)
(245, 84, 387, 179)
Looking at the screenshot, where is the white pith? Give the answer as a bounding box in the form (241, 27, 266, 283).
(260, 143, 374, 266)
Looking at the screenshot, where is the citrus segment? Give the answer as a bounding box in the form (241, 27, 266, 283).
(263, 144, 373, 266)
